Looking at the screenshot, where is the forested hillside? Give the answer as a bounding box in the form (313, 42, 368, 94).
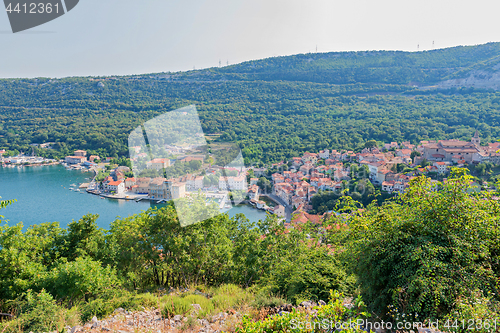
(2, 43, 500, 164)
(175, 42, 500, 85)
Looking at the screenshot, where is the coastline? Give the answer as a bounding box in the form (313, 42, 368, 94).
(1, 161, 60, 168)
(2, 160, 272, 216)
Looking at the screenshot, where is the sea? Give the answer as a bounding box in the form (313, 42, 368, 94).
(0, 164, 268, 230)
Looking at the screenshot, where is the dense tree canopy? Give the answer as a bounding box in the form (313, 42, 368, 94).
(2, 43, 500, 165)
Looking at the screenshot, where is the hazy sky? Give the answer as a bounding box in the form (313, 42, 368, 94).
(1, 0, 500, 78)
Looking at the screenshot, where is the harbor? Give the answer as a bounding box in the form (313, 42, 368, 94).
(0, 149, 276, 227)
(0, 164, 269, 229)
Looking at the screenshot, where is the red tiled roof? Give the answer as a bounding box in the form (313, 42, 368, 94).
(149, 158, 169, 163)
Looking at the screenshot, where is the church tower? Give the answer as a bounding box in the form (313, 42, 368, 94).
(471, 130, 480, 146)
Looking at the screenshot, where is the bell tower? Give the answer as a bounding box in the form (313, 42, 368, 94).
(471, 130, 480, 146)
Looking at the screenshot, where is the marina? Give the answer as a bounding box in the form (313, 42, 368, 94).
(0, 164, 268, 229)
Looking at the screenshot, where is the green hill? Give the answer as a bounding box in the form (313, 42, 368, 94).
(1, 42, 500, 164)
(169, 42, 500, 85)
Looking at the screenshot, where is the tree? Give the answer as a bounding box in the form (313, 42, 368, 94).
(364, 140, 378, 149)
(62, 214, 107, 262)
(410, 150, 421, 163)
(475, 163, 486, 176)
(419, 158, 430, 167)
(257, 177, 271, 193)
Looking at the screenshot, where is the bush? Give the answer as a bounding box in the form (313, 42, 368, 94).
(161, 296, 192, 318)
(159, 285, 254, 319)
(210, 284, 253, 310)
(43, 257, 121, 301)
(262, 242, 354, 304)
(251, 294, 286, 309)
(79, 290, 159, 322)
(251, 287, 286, 309)
(125, 293, 159, 310)
(10, 289, 63, 333)
(348, 171, 500, 321)
(181, 294, 215, 317)
(79, 297, 116, 323)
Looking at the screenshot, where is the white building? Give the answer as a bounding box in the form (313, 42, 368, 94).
(433, 162, 449, 174)
(194, 176, 204, 190)
(125, 177, 136, 188)
(248, 184, 259, 201)
(105, 180, 125, 194)
(219, 175, 247, 191)
(394, 181, 405, 194)
(65, 156, 87, 164)
(273, 205, 286, 218)
(146, 158, 171, 171)
(382, 181, 394, 193)
(319, 149, 330, 159)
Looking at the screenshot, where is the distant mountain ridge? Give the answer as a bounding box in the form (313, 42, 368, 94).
(162, 42, 500, 88)
(2, 42, 500, 163)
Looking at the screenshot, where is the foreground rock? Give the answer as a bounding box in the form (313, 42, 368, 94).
(66, 300, 331, 333)
(67, 307, 242, 333)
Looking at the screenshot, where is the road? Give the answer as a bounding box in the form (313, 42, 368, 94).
(262, 193, 293, 223)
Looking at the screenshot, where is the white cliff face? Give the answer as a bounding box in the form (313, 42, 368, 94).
(438, 63, 500, 90)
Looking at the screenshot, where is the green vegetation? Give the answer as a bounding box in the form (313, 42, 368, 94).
(2, 43, 500, 165)
(1, 169, 499, 331)
(310, 164, 386, 214)
(237, 291, 370, 333)
(3, 43, 500, 330)
(343, 169, 500, 327)
(208, 42, 500, 85)
(0, 198, 354, 331)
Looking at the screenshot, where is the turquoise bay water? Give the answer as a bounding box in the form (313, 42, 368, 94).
(0, 165, 267, 229)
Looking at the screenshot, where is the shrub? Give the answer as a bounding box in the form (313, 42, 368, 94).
(15, 289, 62, 333)
(181, 294, 215, 317)
(125, 293, 159, 310)
(79, 290, 160, 322)
(261, 242, 353, 304)
(79, 297, 116, 323)
(210, 284, 253, 311)
(43, 257, 121, 301)
(251, 288, 286, 309)
(236, 290, 369, 333)
(348, 171, 500, 320)
(161, 296, 192, 318)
